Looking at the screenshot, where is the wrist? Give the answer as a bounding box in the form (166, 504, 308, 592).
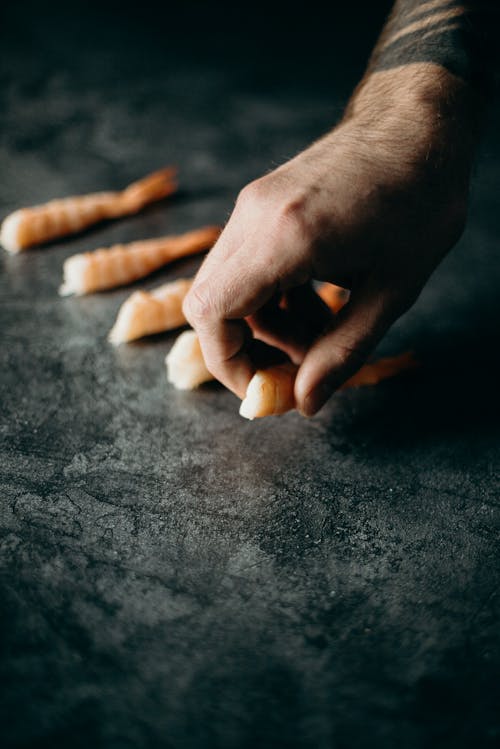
(339, 65, 480, 183)
(346, 65, 481, 141)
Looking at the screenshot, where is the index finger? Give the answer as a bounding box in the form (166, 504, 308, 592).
(183, 245, 282, 398)
(191, 218, 242, 289)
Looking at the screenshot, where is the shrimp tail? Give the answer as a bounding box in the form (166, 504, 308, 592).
(341, 351, 418, 388)
(118, 166, 178, 214)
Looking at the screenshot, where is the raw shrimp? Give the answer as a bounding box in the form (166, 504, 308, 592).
(0, 166, 177, 253)
(109, 278, 193, 344)
(59, 226, 220, 296)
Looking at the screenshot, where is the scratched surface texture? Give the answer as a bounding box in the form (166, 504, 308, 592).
(1, 2, 499, 748)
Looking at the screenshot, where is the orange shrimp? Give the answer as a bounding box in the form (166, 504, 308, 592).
(317, 282, 350, 314)
(340, 352, 418, 389)
(59, 225, 220, 296)
(0, 167, 177, 253)
(109, 278, 193, 344)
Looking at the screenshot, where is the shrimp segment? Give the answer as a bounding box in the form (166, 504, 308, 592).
(0, 167, 177, 253)
(109, 278, 193, 344)
(239, 363, 297, 419)
(317, 282, 350, 314)
(59, 226, 220, 296)
(165, 330, 212, 390)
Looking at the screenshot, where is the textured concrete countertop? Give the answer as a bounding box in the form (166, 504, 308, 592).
(1, 2, 499, 748)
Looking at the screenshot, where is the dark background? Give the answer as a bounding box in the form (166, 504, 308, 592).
(1, 2, 499, 748)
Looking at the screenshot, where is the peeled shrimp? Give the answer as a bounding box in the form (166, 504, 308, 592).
(109, 278, 193, 344)
(165, 330, 212, 390)
(59, 225, 220, 296)
(239, 363, 297, 419)
(0, 166, 177, 253)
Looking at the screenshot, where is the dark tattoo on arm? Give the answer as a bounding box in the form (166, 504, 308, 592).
(370, 1, 500, 87)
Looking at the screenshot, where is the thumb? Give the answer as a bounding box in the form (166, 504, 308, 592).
(294, 282, 400, 416)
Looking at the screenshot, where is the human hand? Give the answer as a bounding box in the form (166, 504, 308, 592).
(183, 66, 475, 416)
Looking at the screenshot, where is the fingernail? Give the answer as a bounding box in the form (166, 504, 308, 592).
(302, 382, 333, 417)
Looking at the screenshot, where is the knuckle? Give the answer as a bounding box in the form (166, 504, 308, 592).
(236, 179, 266, 209)
(182, 284, 212, 325)
(236, 179, 311, 242)
(276, 193, 309, 236)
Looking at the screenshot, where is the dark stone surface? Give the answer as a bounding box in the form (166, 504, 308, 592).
(1, 2, 499, 748)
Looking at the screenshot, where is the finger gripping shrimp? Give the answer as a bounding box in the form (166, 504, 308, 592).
(0, 166, 177, 253)
(166, 328, 417, 419)
(240, 352, 418, 419)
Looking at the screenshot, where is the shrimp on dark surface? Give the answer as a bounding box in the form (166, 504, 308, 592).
(59, 226, 220, 296)
(109, 278, 193, 344)
(0, 167, 177, 252)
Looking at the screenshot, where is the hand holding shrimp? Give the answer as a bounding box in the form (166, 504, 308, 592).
(238, 352, 417, 419)
(182, 66, 475, 416)
(165, 283, 344, 393)
(165, 326, 417, 418)
(0, 166, 177, 253)
(166, 281, 415, 415)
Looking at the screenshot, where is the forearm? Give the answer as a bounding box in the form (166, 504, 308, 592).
(368, 0, 499, 89)
(336, 1, 499, 191)
(343, 1, 498, 127)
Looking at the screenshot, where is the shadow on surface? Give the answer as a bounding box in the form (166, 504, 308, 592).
(335, 328, 500, 448)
